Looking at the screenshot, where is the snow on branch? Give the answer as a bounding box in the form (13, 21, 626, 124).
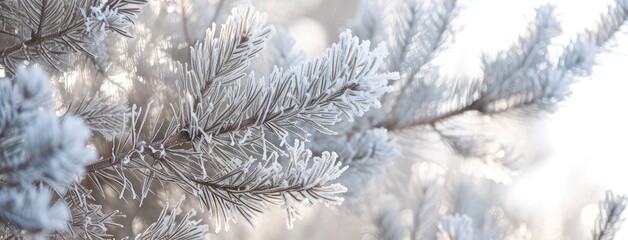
(478, 0, 628, 115)
(0, 66, 95, 191)
(479, 4, 562, 114)
(0, 66, 95, 236)
(135, 196, 209, 240)
(179, 6, 274, 98)
(585, 0, 628, 47)
(387, 2, 620, 131)
(191, 140, 347, 232)
(62, 93, 129, 140)
(177, 7, 397, 158)
(51, 184, 125, 239)
(0, 0, 147, 74)
(0, 187, 68, 236)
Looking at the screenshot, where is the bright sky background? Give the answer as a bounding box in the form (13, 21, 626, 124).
(456, 0, 628, 238)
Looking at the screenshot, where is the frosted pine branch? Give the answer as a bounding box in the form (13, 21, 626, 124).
(179, 6, 274, 98)
(192, 140, 347, 232)
(0, 0, 147, 74)
(51, 184, 125, 239)
(477, 4, 570, 114)
(593, 191, 627, 240)
(0, 187, 68, 236)
(0, 66, 95, 236)
(81, 6, 396, 233)
(62, 93, 129, 140)
(179, 27, 396, 142)
(585, 0, 628, 47)
(384, 1, 627, 131)
(135, 196, 209, 240)
(0, 66, 95, 190)
(176, 6, 397, 160)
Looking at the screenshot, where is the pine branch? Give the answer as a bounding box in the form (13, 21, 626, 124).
(62, 92, 130, 141)
(51, 183, 125, 239)
(382, 1, 627, 132)
(593, 191, 627, 240)
(372, 0, 461, 129)
(179, 29, 396, 157)
(190, 140, 347, 231)
(135, 196, 209, 240)
(0, 66, 95, 236)
(585, 0, 628, 47)
(0, 0, 147, 74)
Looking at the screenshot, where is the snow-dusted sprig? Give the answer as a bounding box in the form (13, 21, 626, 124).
(191, 140, 347, 232)
(0, 187, 69, 236)
(83, 0, 147, 41)
(0, 66, 95, 191)
(437, 214, 474, 240)
(389, 0, 458, 73)
(135, 196, 209, 240)
(584, 0, 628, 47)
(62, 92, 130, 141)
(0, 66, 95, 236)
(51, 184, 125, 239)
(592, 191, 627, 240)
(86, 103, 198, 204)
(478, 4, 562, 114)
(85, 5, 395, 234)
(86, 106, 348, 232)
(178, 6, 274, 99)
(388, 2, 613, 131)
(476, 1, 627, 116)
(0, 0, 147, 74)
(373, 0, 460, 129)
(179, 9, 396, 157)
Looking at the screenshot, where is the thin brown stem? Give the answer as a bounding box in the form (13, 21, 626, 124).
(0, 22, 82, 60)
(379, 97, 484, 131)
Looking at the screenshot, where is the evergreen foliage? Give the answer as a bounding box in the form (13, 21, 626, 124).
(0, 0, 627, 239)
